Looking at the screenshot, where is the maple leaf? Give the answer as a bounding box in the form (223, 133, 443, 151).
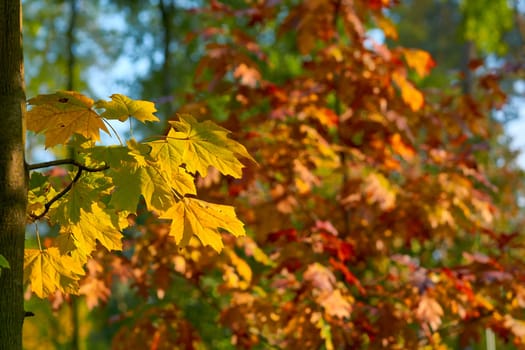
(392, 71, 424, 112)
(85, 144, 137, 168)
(504, 315, 525, 338)
(50, 175, 103, 224)
(416, 294, 444, 330)
(363, 172, 397, 211)
(148, 137, 197, 195)
(110, 160, 176, 212)
(225, 247, 252, 289)
(95, 94, 159, 123)
(161, 197, 245, 252)
(79, 277, 110, 310)
(303, 263, 336, 292)
(166, 114, 255, 178)
(375, 14, 398, 40)
(319, 290, 352, 319)
(27, 91, 109, 148)
(233, 63, 261, 88)
(88, 139, 179, 212)
(62, 203, 125, 254)
(402, 49, 436, 78)
(24, 247, 85, 298)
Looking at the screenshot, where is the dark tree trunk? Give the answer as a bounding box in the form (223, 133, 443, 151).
(0, 1, 28, 349)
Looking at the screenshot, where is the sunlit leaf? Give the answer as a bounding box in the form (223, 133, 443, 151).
(392, 71, 424, 111)
(167, 114, 255, 178)
(62, 203, 125, 254)
(402, 49, 435, 78)
(416, 294, 444, 330)
(96, 94, 159, 123)
(24, 247, 85, 298)
(148, 136, 197, 195)
(51, 176, 100, 224)
(27, 91, 108, 147)
(162, 197, 245, 252)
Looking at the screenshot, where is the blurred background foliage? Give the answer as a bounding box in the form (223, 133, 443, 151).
(21, 0, 525, 349)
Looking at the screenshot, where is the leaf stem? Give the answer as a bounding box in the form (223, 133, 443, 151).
(102, 118, 124, 146)
(35, 223, 42, 251)
(129, 117, 133, 139)
(28, 158, 109, 172)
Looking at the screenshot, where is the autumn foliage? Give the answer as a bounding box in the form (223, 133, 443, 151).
(21, 0, 525, 349)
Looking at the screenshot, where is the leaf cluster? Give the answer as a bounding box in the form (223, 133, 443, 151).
(25, 91, 252, 298)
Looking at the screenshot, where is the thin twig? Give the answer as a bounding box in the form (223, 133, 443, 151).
(28, 158, 109, 172)
(29, 159, 109, 220)
(30, 168, 84, 221)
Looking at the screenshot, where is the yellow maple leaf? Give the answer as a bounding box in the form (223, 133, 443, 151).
(27, 91, 109, 148)
(95, 94, 159, 123)
(24, 247, 85, 298)
(166, 114, 255, 178)
(225, 247, 252, 289)
(63, 203, 125, 254)
(162, 197, 245, 252)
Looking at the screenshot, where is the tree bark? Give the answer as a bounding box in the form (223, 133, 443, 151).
(0, 1, 28, 349)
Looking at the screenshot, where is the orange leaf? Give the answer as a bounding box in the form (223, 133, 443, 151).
(375, 15, 398, 40)
(390, 133, 415, 161)
(416, 294, 444, 330)
(402, 49, 435, 78)
(233, 63, 261, 88)
(392, 72, 424, 111)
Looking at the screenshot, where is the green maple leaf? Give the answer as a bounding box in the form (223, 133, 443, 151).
(84, 139, 174, 213)
(161, 197, 245, 252)
(109, 161, 175, 213)
(24, 247, 85, 298)
(96, 94, 159, 123)
(165, 114, 254, 178)
(27, 91, 109, 148)
(51, 176, 100, 224)
(85, 144, 136, 168)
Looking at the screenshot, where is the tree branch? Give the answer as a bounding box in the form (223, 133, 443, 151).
(28, 159, 109, 221)
(30, 168, 84, 221)
(28, 158, 109, 172)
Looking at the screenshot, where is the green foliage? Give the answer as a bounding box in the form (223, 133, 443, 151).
(460, 0, 514, 54)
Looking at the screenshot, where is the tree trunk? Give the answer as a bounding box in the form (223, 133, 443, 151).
(0, 1, 28, 349)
